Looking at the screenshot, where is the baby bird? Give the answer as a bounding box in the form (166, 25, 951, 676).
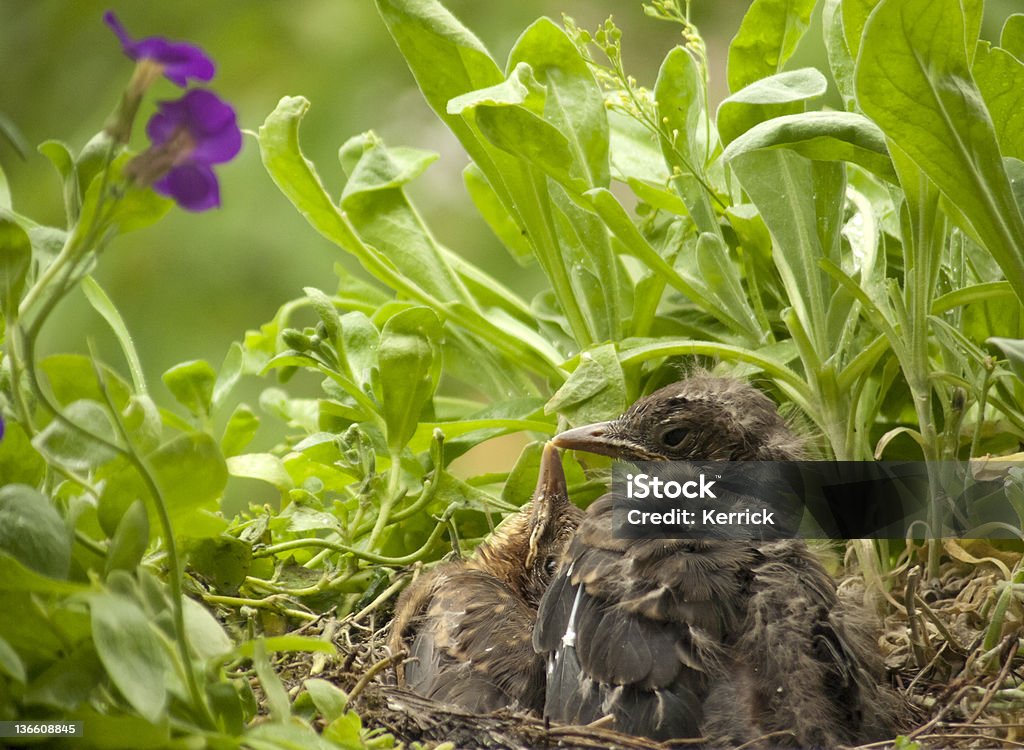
(390, 442, 583, 713)
(534, 374, 898, 746)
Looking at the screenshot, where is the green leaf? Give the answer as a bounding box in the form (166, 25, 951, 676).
(304, 678, 349, 722)
(0, 214, 31, 315)
(0, 485, 70, 579)
(856, 0, 1024, 306)
(0, 555, 88, 594)
(303, 286, 342, 345)
(32, 399, 121, 471)
(973, 40, 1024, 161)
(340, 133, 470, 305)
(446, 61, 545, 115)
(182, 597, 235, 662)
(989, 337, 1024, 383)
(212, 341, 244, 412)
(90, 591, 170, 722)
(545, 343, 627, 426)
(324, 711, 364, 749)
(378, 307, 441, 452)
(227, 453, 294, 491)
(162, 359, 216, 418)
(723, 111, 896, 183)
(509, 17, 610, 187)
(823, 0, 857, 109)
(695, 232, 759, 332)
(185, 535, 252, 596)
(655, 46, 710, 169)
(221, 402, 260, 457)
(79, 154, 172, 237)
(0, 635, 25, 683)
(727, 0, 817, 92)
(728, 149, 840, 357)
(0, 419, 46, 486)
(474, 103, 584, 192)
(82, 275, 148, 394)
(25, 644, 105, 710)
(38, 139, 81, 224)
(104, 499, 149, 576)
(41, 354, 132, 410)
(76, 710, 170, 749)
(463, 162, 533, 264)
(718, 68, 827, 147)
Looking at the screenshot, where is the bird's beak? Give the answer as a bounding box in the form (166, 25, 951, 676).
(551, 420, 625, 458)
(536, 442, 568, 501)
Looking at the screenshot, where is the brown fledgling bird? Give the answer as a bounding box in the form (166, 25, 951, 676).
(534, 374, 899, 746)
(390, 443, 583, 714)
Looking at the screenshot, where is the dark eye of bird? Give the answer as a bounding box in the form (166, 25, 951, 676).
(544, 556, 559, 576)
(661, 427, 689, 448)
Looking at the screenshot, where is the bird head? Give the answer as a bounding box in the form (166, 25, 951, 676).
(472, 442, 582, 606)
(553, 374, 805, 462)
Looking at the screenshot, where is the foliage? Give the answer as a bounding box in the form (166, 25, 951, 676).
(1, 0, 1023, 747)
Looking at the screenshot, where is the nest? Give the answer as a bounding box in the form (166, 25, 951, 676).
(264, 549, 1024, 750)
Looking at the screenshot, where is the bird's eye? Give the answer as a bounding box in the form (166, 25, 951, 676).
(661, 427, 689, 448)
(544, 556, 559, 575)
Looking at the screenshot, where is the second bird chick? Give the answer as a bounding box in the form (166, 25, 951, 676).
(389, 442, 583, 714)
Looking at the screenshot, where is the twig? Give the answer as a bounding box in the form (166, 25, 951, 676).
(964, 635, 1020, 724)
(348, 652, 404, 705)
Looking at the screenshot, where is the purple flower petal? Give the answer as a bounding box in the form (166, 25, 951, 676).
(147, 90, 241, 165)
(104, 11, 214, 87)
(154, 163, 221, 211)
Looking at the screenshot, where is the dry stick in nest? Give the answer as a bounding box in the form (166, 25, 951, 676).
(905, 633, 1021, 742)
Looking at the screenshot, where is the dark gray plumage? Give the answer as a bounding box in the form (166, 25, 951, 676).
(535, 374, 899, 746)
(390, 443, 583, 713)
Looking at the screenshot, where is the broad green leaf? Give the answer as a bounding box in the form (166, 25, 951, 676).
(545, 343, 627, 426)
(509, 17, 611, 188)
(339, 311, 379, 393)
(212, 341, 244, 413)
(989, 337, 1024, 383)
(221, 402, 260, 457)
(78, 154, 172, 237)
(40, 354, 132, 410)
(723, 111, 897, 183)
(856, 0, 1024, 305)
(75, 711, 169, 750)
(474, 104, 584, 192)
(340, 133, 470, 305)
(185, 536, 252, 596)
(446, 61, 545, 115)
(463, 162, 533, 264)
(1003, 15, 1024, 58)
(718, 68, 827, 148)
(0, 485, 71, 579)
(0, 555, 88, 594)
(0, 214, 31, 314)
(695, 233, 759, 333)
(183, 598, 233, 661)
(227, 453, 294, 491)
(379, 307, 441, 451)
(0, 420, 46, 486)
(38, 139, 80, 224)
(973, 40, 1024, 161)
(841, 0, 882, 59)
(0, 635, 25, 683)
(823, 0, 857, 109)
(155, 433, 228, 531)
(83, 275, 147, 393)
(727, 0, 816, 92)
(104, 499, 149, 575)
(90, 592, 170, 722)
(609, 110, 669, 183)
(324, 711, 364, 750)
(728, 149, 841, 357)
(304, 678, 348, 722)
(162, 359, 216, 418)
(25, 644, 105, 710)
(33, 399, 122, 471)
(655, 47, 708, 169)
(122, 394, 161, 454)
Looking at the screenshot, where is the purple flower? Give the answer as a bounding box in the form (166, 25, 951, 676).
(133, 89, 242, 211)
(104, 11, 214, 87)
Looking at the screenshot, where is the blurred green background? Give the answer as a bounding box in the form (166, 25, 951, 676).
(1, 0, 1017, 431)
